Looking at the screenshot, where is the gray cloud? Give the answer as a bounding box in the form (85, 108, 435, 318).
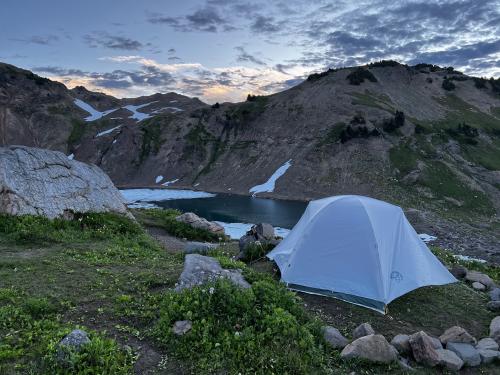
(84, 32, 143, 50)
(149, 6, 232, 32)
(10, 35, 59, 45)
(235, 46, 266, 66)
(250, 15, 280, 33)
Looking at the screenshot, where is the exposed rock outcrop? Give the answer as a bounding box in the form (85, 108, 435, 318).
(175, 212, 225, 235)
(0, 146, 128, 219)
(175, 254, 250, 291)
(340, 334, 398, 363)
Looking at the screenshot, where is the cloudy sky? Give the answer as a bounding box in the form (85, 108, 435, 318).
(2, 0, 499, 103)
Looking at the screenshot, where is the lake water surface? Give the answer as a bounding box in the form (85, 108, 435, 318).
(120, 189, 307, 239)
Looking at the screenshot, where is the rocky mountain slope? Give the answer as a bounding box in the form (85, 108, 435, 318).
(1, 61, 500, 259)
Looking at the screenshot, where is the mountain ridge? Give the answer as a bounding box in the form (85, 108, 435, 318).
(1, 60, 500, 260)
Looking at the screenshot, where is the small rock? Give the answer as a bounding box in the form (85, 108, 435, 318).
(391, 334, 411, 354)
(450, 265, 467, 279)
(254, 223, 275, 240)
(352, 323, 375, 339)
(489, 288, 500, 301)
(175, 254, 250, 291)
(436, 348, 464, 371)
(476, 337, 499, 351)
(340, 334, 398, 363)
(429, 336, 443, 350)
(172, 320, 192, 336)
(472, 281, 486, 291)
(322, 326, 349, 349)
(439, 326, 476, 345)
(465, 270, 495, 289)
(491, 316, 500, 344)
(409, 331, 440, 367)
(478, 349, 500, 364)
(398, 356, 414, 371)
(176, 212, 225, 235)
(446, 342, 481, 367)
(57, 329, 90, 362)
(487, 301, 500, 312)
(184, 241, 218, 254)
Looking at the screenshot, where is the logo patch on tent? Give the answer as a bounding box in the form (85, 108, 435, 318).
(390, 271, 403, 282)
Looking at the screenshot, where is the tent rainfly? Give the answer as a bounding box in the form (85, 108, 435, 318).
(267, 195, 457, 313)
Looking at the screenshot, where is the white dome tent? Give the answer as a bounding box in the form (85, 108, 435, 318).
(267, 195, 456, 313)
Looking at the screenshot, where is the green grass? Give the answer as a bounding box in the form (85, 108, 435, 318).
(66, 118, 86, 153)
(350, 91, 394, 112)
(224, 96, 268, 128)
(132, 208, 223, 242)
(389, 142, 419, 176)
(1, 212, 498, 374)
(138, 117, 167, 165)
(462, 140, 500, 171)
(317, 122, 346, 147)
(419, 161, 494, 215)
(182, 122, 215, 158)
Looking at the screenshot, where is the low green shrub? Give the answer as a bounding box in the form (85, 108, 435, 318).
(442, 78, 456, 91)
(133, 209, 221, 242)
(0, 212, 143, 245)
(346, 68, 377, 85)
(152, 278, 327, 374)
(240, 242, 275, 263)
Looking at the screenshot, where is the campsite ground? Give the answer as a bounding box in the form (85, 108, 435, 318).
(0, 209, 498, 374)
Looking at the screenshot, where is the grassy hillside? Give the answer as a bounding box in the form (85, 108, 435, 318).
(1, 211, 499, 374)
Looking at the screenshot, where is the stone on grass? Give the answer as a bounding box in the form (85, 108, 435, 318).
(439, 326, 476, 345)
(175, 254, 250, 291)
(476, 337, 499, 351)
(340, 334, 398, 364)
(408, 331, 440, 367)
(472, 282, 486, 291)
(172, 320, 192, 336)
(352, 323, 375, 339)
(465, 270, 495, 289)
(489, 288, 500, 302)
(322, 326, 348, 349)
(446, 342, 481, 367)
(184, 241, 218, 254)
(436, 348, 464, 371)
(478, 349, 500, 364)
(176, 212, 225, 235)
(57, 329, 90, 362)
(450, 265, 467, 279)
(391, 334, 410, 355)
(0, 146, 129, 219)
(487, 301, 500, 312)
(490, 316, 500, 344)
(429, 336, 443, 350)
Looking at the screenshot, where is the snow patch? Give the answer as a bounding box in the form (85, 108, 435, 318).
(127, 201, 160, 209)
(96, 125, 121, 137)
(215, 221, 290, 240)
(67, 153, 74, 160)
(453, 254, 486, 263)
(155, 175, 164, 183)
(123, 101, 157, 121)
(74, 99, 118, 122)
(194, 183, 200, 187)
(169, 100, 178, 103)
(112, 139, 117, 144)
(418, 233, 437, 243)
(162, 178, 179, 186)
(120, 189, 215, 206)
(249, 159, 292, 196)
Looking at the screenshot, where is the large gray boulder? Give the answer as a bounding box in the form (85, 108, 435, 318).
(391, 334, 411, 355)
(340, 334, 398, 363)
(436, 348, 464, 371)
(322, 326, 349, 349)
(446, 342, 481, 367)
(57, 329, 91, 362)
(238, 222, 279, 256)
(0, 146, 129, 219)
(478, 349, 500, 364)
(489, 288, 500, 301)
(352, 322, 375, 339)
(465, 270, 495, 289)
(439, 326, 476, 345)
(490, 316, 500, 344)
(476, 337, 499, 351)
(175, 254, 250, 291)
(175, 212, 225, 236)
(409, 331, 440, 367)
